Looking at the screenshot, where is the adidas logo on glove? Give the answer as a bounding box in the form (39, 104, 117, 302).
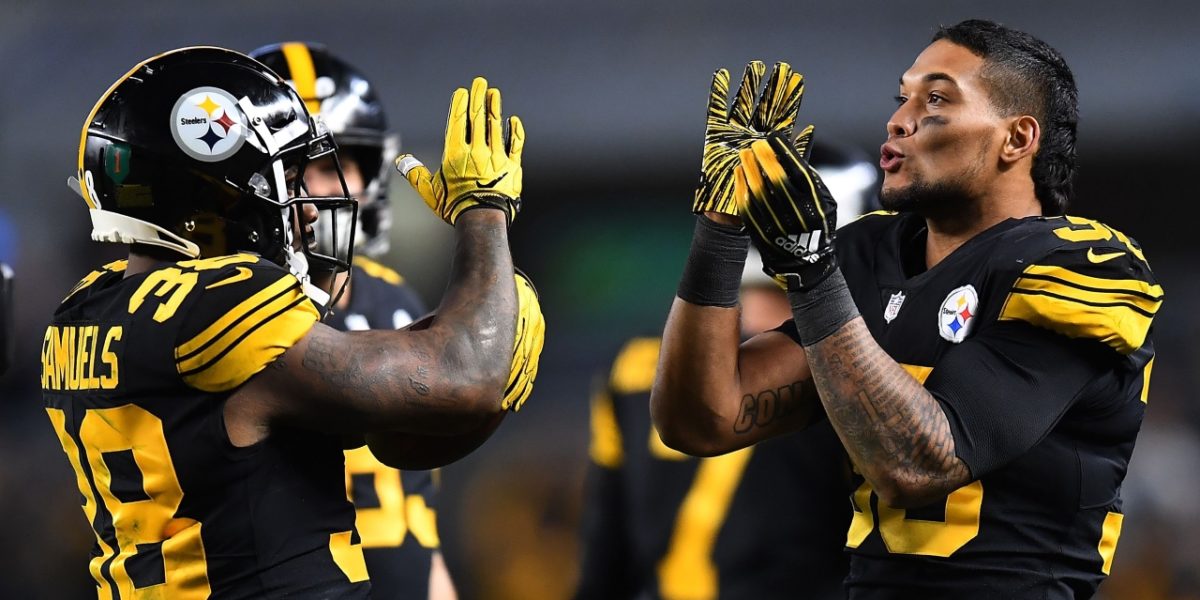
(775, 231, 823, 261)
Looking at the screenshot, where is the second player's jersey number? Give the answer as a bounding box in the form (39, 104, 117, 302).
(344, 448, 439, 549)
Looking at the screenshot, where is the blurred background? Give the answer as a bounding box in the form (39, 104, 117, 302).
(2, 0, 1198, 597)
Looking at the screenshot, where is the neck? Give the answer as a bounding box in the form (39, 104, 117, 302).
(924, 180, 1041, 269)
(126, 245, 189, 277)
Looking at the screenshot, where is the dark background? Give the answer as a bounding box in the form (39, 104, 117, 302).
(1, 1, 1197, 597)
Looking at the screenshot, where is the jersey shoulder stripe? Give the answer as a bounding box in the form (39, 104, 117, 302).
(609, 336, 661, 395)
(353, 256, 404, 285)
(589, 388, 624, 468)
(173, 256, 318, 391)
(63, 259, 128, 303)
(998, 217, 1162, 354)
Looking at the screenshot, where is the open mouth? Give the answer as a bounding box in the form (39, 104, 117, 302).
(879, 144, 905, 173)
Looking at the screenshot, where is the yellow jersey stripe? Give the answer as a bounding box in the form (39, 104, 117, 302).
(1098, 512, 1124, 575)
(65, 260, 128, 301)
(589, 390, 624, 468)
(353, 256, 403, 285)
(281, 42, 320, 115)
(1018, 264, 1162, 302)
(1140, 357, 1154, 404)
(176, 275, 297, 361)
(609, 337, 661, 395)
(1013, 274, 1162, 317)
(999, 289, 1152, 354)
(178, 294, 317, 392)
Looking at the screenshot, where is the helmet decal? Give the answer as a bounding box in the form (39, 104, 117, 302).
(170, 86, 247, 162)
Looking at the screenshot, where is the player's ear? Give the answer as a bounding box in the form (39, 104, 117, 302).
(1000, 115, 1040, 165)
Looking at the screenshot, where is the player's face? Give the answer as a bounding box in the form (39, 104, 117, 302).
(305, 154, 365, 199)
(880, 40, 1010, 215)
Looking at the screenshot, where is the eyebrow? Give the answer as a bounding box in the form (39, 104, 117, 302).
(898, 72, 960, 87)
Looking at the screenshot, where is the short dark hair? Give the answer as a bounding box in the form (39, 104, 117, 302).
(933, 19, 1078, 216)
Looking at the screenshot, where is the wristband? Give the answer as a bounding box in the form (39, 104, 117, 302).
(786, 267, 859, 345)
(676, 216, 750, 307)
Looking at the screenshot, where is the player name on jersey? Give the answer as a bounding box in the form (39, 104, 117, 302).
(41, 324, 123, 391)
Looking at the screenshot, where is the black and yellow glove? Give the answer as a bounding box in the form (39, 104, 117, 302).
(503, 270, 545, 411)
(736, 135, 838, 291)
(693, 61, 812, 215)
(395, 77, 525, 225)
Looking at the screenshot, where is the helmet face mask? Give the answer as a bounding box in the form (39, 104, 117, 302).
(74, 46, 358, 303)
(250, 42, 398, 259)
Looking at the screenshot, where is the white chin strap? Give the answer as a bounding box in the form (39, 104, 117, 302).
(285, 245, 330, 306)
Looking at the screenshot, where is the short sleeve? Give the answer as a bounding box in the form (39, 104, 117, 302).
(927, 320, 1115, 478)
(173, 255, 318, 392)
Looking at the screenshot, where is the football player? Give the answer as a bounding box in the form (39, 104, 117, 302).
(575, 142, 878, 600)
(43, 47, 540, 597)
(653, 20, 1161, 599)
(249, 41, 451, 600)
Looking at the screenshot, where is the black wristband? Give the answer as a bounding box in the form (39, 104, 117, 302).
(676, 216, 750, 307)
(786, 267, 859, 345)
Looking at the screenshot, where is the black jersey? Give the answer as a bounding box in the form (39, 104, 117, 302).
(576, 337, 853, 600)
(327, 257, 441, 600)
(781, 212, 1161, 599)
(41, 254, 370, 599)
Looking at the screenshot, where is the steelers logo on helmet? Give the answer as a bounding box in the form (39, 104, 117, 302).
(170, 86, 247, 162)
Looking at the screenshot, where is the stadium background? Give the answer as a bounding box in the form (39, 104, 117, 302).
(1, 1, 1197, 597)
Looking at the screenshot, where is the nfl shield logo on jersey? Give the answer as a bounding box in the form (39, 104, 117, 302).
(884, 291, 906, 323)
(938, 285, 979, 343)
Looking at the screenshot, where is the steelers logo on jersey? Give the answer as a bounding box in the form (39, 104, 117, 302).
(938, 284, 979, 343)
(170, 87, 247, 162)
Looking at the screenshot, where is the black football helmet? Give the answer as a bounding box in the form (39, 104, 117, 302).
(72, 46, 357, 303)
(250, 42, 398, 258)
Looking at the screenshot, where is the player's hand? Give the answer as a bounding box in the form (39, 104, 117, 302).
(395, 77, 525, 225)
(736, 135, 838, 290)
(693, 61, 812, 215)
(503, 270, 545, 411)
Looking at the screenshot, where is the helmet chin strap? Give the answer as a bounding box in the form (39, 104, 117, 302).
(285, 244, 331, 306)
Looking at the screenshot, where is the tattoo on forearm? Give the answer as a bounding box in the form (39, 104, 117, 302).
(806, 319, 969, 498)
(295, 212, 514, 425)
(733, 380, 808, 434)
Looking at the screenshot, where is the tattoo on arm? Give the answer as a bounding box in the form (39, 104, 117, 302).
(806, 318, 970, 500)
(287, 211, 513, 428)
(732, 379, 810, 434)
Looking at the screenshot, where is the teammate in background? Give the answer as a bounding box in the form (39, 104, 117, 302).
(250, 42, 453, 600)
(653, 21, 1161, 598)
(575, 142, 877, 600)
(43, 47, 539, 597)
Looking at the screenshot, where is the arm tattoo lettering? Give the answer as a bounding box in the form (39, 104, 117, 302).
(733, 379, 808, 434)
(806, 319, 970, 500)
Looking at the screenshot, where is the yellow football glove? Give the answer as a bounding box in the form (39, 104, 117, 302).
(503, 270, 545, 411)
(395, 76, 525, 225)
(693, 61, 812, 215)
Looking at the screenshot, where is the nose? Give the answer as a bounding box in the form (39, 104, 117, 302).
(886, 105, 914, 139)
(300, 202, 319, 225)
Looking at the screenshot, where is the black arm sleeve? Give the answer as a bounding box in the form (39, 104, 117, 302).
(926, 320, 1114, 479)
